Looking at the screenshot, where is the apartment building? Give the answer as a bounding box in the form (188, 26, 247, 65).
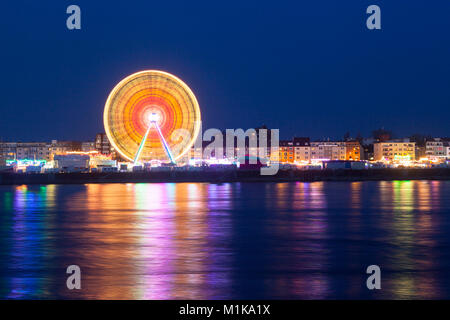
(426, 138, 450, 158)
(374, 140, 416, 161)
(345, 140, 361, 161)
(310, 141, 346, 161)
(293, 137, 310, 162)
(279, 140, 294, 163)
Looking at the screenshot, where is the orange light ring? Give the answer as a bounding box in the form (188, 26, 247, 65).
(104, 70, 201, 162)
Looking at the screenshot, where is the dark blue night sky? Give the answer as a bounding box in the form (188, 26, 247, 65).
(0, 0, 449, 141)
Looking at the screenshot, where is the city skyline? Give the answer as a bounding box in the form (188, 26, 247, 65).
(1, 1, 450, 141)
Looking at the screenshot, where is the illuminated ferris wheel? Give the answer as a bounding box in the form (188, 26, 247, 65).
(103, 70, 201, 164)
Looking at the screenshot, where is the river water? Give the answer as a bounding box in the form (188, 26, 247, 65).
(1, 181, 450, 299)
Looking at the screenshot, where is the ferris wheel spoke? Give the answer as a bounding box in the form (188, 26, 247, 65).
(133, 124, 152, 164)
(154, 122, 176, 164)
(133, 120, 176, 165)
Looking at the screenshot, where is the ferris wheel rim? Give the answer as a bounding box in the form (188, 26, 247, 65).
(103, 70, 201, 163)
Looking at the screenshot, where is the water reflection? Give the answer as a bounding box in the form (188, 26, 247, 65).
(376, 181, 442, 299)
(291, 182, 330, 299)
(1, 185, 57, 298)
(53, 183, 233, 299)
(0, 181, 449, 299)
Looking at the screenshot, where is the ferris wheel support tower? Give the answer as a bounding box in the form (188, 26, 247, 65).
(133, 113, 175, 165)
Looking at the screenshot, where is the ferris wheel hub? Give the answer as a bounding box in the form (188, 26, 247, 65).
(148, 112, 159, 123)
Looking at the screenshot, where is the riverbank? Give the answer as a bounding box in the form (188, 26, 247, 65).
(1, 168, 450, 185)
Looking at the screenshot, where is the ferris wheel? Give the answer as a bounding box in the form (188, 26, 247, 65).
(103, 70, 201, 164)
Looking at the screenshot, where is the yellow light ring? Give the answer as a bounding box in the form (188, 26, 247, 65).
(104, 70, 201, 162)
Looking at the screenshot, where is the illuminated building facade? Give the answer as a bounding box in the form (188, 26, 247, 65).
(0, 146, 5, 166)
(82, 141, 96, 152)
(95, 133, 112, 155)
(0, 142, 17, 161)
(50, 140, 82, 155)
(345, 140, 361, 161)
(426, 138, 450, 158)
(310, 141, 346, 161)
(293, 137, 310, 162)
(279, 140, 294, 163)
(276, 139, 360, 163)
(16, 142, 51, 161)
(374, 140, 416, 161)
(0, 141, 91, 163)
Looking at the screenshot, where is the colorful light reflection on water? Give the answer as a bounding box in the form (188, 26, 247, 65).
(1, 181, 450, 299)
